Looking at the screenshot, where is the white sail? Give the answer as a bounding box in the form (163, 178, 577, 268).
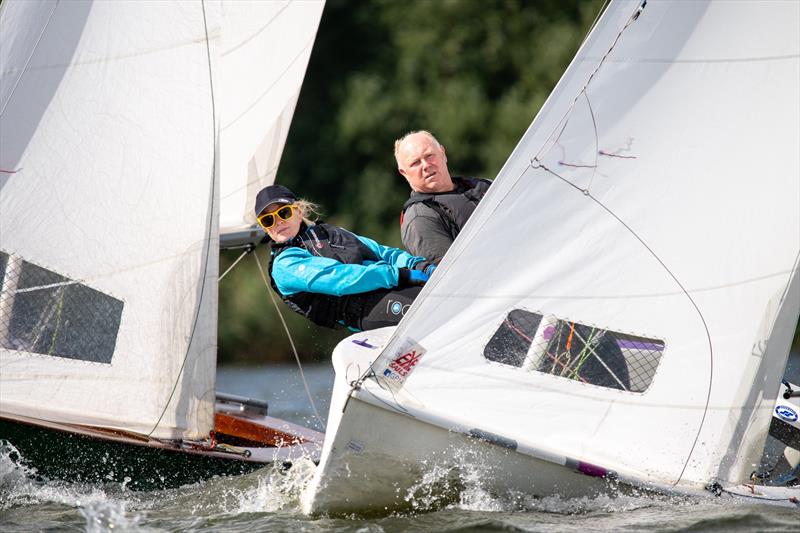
(0, 0, 219, 440)
(218, 0, 324, 247)
(365, 0, 799, 489)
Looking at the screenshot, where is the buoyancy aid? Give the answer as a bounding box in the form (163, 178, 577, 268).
(269, 223, 380, 328)
(400, 176, 491, 239)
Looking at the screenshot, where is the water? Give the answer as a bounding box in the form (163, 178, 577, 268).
(2, 364, 798, 532)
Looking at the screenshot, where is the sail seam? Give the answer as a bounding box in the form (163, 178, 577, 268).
(221, 1, 290, 57)
(220, 162, 280, 202)
(222, 43, 311, 130)
(417, 267, 798, 300)
(0, 37, 212, 77)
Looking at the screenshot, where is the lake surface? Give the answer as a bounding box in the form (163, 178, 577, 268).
(2, 363, 799, 532)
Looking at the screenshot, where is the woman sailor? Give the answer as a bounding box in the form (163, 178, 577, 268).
(255, 184, 436, 331)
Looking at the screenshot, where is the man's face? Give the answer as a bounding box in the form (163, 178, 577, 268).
(396, 134, 453, 193)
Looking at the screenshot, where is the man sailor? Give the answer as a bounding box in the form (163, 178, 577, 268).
(394, 130, 492, 264)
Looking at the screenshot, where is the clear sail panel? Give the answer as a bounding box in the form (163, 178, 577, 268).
(0, 251, 122, 363)
(484, 309, 664, 393)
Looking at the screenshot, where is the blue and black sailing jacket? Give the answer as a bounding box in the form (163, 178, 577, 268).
(269, 223, 425, 328)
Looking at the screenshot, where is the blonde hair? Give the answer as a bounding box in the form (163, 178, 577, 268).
(295, 199, 322, 225)
(393, 130, 441, 163)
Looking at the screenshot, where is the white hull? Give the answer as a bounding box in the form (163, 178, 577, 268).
(302, 330, 800, 515)
(304, 393, 614, 515)
(303, 329, 630, 515)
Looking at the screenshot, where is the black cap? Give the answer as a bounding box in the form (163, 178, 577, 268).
(254, 184, 297, 216)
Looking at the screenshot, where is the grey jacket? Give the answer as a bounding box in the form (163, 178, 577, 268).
(400, 176, 491, 265)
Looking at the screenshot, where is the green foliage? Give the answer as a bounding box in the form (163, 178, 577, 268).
(216, 0, 800, 364)
(279, 0, 605, 243)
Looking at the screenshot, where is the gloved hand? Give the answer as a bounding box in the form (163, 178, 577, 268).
(413, 262, 437, 276)
(397, 267, 429, 288)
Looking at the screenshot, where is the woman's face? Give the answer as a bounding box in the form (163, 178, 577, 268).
(261, 202, 302, 243)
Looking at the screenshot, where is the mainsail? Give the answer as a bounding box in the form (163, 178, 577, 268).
(368, 0, 800, 488)
(0, 0, 323, 441)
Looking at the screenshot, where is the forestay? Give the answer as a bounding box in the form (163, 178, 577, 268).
(219, 0, 324, 247)
(370, 0, 800, 488)
(0, 1, 219, 440)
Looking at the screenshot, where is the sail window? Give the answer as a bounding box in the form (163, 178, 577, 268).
(484, 309, 664, 393)
(0, 252, 123, 363)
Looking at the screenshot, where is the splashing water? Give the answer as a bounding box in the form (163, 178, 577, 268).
(1, 440, 147, 530)
(0, 440, 36, 509)
(235, 458, 317, 513)
(79, 500, 142, 532)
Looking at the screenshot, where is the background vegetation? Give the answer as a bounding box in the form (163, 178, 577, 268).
(217, 0, 800, 365)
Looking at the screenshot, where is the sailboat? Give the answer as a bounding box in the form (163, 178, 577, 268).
(302, 0, 800, 514)
(0, 0, 325, 488)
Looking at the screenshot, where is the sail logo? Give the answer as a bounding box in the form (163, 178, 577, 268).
(379, 339, 426, 390)
(388, 350, 422, 377)
(775, 405, 798, 423)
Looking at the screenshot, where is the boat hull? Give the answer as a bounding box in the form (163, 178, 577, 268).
(1, 404, 323, 490)
(303, 394, 617, 515)
(303, 331, 800, 515)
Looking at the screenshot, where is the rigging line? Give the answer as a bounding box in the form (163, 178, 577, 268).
(583, 92, 600, 192)
(567, 326, 628, 391)
(253, 250, 325, 429)
(148, 0, 218, 438)
(412, 267, 797, 300)
(219, 247, 252, 281)
(580, 0, 611, 48)
(358, 383, 412, 415)
(537, 161, 714, 486)
(535, 0, 646, 162)
(0, 0, 59, 118)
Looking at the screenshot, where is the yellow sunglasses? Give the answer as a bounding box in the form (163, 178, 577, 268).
(257, 204, 297, 230)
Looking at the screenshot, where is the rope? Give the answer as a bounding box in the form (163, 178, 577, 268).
(219, 246, 252, 281)
(252, 250, 325, 429)
(580, 0, 611, 48)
